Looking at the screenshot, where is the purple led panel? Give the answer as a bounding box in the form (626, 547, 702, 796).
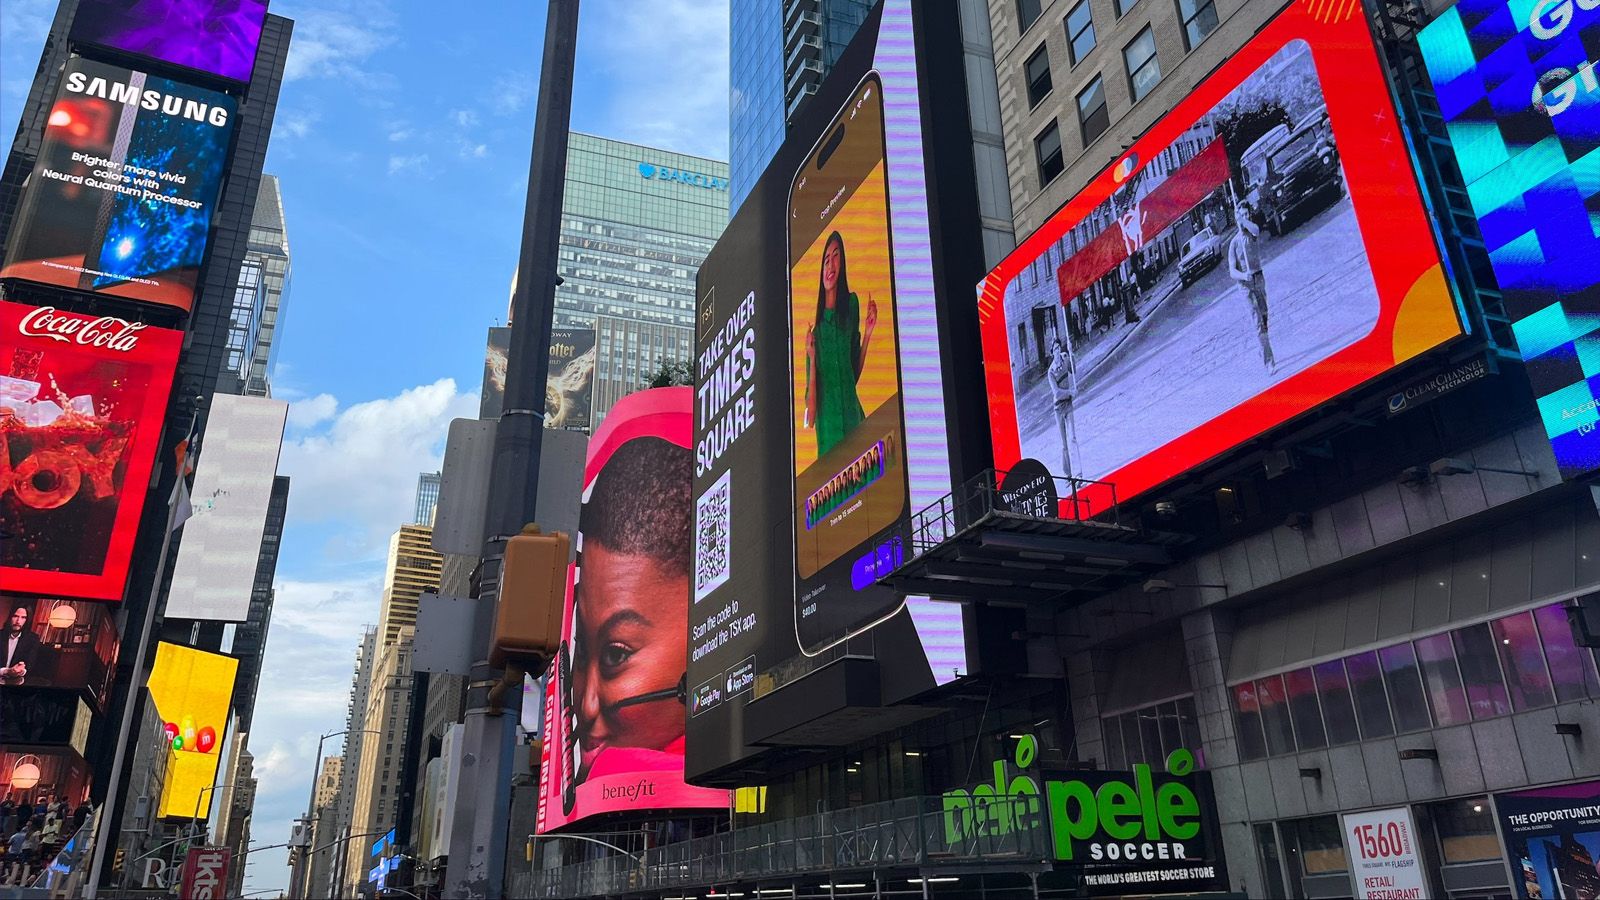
(72, 0, 268, 84)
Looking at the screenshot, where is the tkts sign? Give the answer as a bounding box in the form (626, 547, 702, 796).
(178, 847, 231, 900)
(0, 300, 182, 600)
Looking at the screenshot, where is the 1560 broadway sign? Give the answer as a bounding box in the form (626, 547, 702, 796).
(941, 737, 1226, 895)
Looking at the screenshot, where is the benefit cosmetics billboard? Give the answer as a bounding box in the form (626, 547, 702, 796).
(0, 300, 184, 601)
(0, 58, 237, 313)
(536, 388, 728, 831)
(71, 0, 269, 85)
(689, 0, 966, 779)
(978, 0, 1463, 513)
(1419, 0, 1600, 479)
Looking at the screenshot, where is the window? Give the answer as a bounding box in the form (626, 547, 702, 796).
(1025, 45, 1053, 106)
(1124, 28, 1161, 101)
(1017, 0, 1043, 30)
(1284, 668, 1327, 749)
(1104, 698, 1200, 767)
(1065, 0, 1096, 64)
(1233, 682, 1268, 761)
(1431, 797, 1500, 863)
(1035, 121, 1065, 186)
(1378, 643, 1433, 732)
(1114, 0, 1138, 16)
(1493, 612, 1555, 710)
(1286, 816, 1349, 875)
(1177, 0, 1220, 49)
(1256, 675, 1296, 756)
(1345, 651, 1395, 739)
(1077, 76, 1109, 144)
(1453, 623, 1512, 720)
(1536, 603, 1600, 701)
(1416, 633, 1470, 726)
(1312, 659, 1360, 745)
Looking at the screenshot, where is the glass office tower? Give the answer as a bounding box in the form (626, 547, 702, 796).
(553, 132, 728, 424)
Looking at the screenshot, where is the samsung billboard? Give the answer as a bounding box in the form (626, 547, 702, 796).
(0, 57, 236, 313)
(978, 0, 1464, 513)
(1418, 0, 1600, 479)
(166, 394, 287, 622)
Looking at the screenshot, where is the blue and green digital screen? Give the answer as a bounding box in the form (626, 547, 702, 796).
(1418, 0, 1600, 478)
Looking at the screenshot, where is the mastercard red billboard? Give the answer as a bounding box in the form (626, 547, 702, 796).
(0, 300, 183, 600)
(536, 388, 729, 832)
(978, 0, 1464, 512)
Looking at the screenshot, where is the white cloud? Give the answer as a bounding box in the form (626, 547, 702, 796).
(490, 72, 535, 116)
(450, 108, 481, 128)
(387, 153, 431, 176)
(388, 127, 414, 142)
(277, 378, 475, 550)
(286, 393, 338, 430)
(280, 3, 398, 83)
(246, 575, 381, 881)
(459, 141, 489, 159)
(275, 110, 320, 141)
(584, 0, 731, 159)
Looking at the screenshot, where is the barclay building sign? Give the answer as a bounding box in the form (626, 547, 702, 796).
(638, 162, 728, 191)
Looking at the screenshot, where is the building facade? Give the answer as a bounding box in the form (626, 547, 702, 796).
(221, 173, 292, 397)
(0, 2, 293, 885)
(729, 0, 874, 210)
(414, 472, 442, 527)
(340, 628, 415, 896)
(378, 525, 443, 648)
(230, 475, 291, 735)
(553, 132, 727, 425)
(320, 627, 377, 899)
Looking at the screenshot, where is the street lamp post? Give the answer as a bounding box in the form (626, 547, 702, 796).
(290, 728, 377, 899)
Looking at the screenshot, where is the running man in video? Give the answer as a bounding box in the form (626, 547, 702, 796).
(805, 231, 878, 457)
(1048, 338, 1078, 480)
(1227, 201, 1276, 370)
(571, 437, 691, 785)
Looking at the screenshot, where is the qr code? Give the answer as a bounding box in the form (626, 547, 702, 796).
(695, 470, 732, 603)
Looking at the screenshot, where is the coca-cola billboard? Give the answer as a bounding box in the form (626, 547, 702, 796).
(177, 847, 230, 900)
(0, 300, 183, 600)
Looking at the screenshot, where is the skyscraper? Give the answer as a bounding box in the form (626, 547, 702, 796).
(321, 627, 378, 900)
(728, 0, 873, 212)
(414, 472, 442, 526)
(0, 3, 294, 882)
(729, 6, 785, 212)
(228, 475, 291, 734)
(341, 629, 415, 896)
(222, 174, 292, 397)
(552, 133, 728, 425)
(378, 524, 443, 647)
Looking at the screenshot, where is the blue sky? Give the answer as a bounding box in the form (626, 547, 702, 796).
(0, 0, 729, 893)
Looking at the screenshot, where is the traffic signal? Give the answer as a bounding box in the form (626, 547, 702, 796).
(491, 524, 569, 669)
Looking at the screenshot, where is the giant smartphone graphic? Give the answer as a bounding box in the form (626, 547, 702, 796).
(788, 72, 910, 654)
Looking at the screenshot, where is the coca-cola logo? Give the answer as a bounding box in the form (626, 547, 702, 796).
(18, 306, 145, 352)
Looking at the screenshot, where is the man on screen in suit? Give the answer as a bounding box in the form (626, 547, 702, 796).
(1, 603, 43, 686)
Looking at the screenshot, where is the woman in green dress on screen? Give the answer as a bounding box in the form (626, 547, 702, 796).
(805, 231, 878, 457)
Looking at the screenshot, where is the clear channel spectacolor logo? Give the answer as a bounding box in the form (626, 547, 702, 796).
(941, 735, 1207, 865)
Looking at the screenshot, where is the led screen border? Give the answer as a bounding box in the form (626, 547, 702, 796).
(0, 300, 185, 601)
(976, 0, 1464, 514)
